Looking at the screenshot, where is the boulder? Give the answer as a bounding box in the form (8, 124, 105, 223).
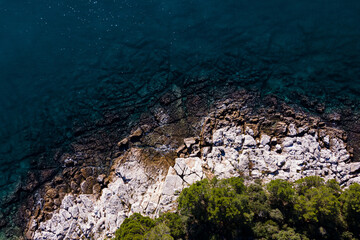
(287, 123, 297, 137)
(162, 172, 183, 196)
(117, 138, 129, 147)
(350, 162, 360, 173)
(80, 177, 95, 194)
(243, 135, 256, 148)
(323, 135, 330, 147)
(184, 137, 197, 148)
(260, 134, 271, 146)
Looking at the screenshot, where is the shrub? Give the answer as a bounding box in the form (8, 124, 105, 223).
(341, 183, 360, 235)
(267, 179, 295, 207)
(294, 176, 325, 195)
(144, 223, 173, 240)
(113, 213, 155, 240)
(178, 177, 252, 239)
(156, 213, 187, 239)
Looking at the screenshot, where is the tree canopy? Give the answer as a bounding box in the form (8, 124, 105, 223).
(113, 177, 360, 240)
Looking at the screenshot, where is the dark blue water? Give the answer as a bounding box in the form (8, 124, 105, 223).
(0, 0, 360, 235)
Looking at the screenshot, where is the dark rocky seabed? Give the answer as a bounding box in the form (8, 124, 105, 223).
(0, 0, 360, 238)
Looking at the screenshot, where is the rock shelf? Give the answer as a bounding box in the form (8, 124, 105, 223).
(32, 94, 360, 239)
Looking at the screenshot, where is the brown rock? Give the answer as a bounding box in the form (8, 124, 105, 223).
(176, 145, 187, 155)
(295, 113, 304, 120)
(44, 212, 53, 221)
(275, 122, 287, 136)
(25, 218, 37, 239)
(104, 177, 110, 186)
(117, 137, 129, 147)
(33, 206, 40, 218)
(43, 201, 54, 212)
(93, 183, 102, 196)
(57, 184, 68, 196)
(54, 176, 64, 184)
(342, 132, 348, 141)
(25, 209, 32, 218)
(62, 167, 77, 178)
(318, 121, 326, 128)
(73, 171, 83, 185)
(249, 117, 259, 123)
(46, 188, 58, 199)
(80, 167, 93, 179)
(70, 181, 78, 192)
(140, 124, 152, 133)
(267, 107, 275, 114)
(130, 128, 143, 139)
(80, 177, 95, 194)
(274, 113, 282, 119)
(25, 230, 33, 240)
(284, 109, 295, 117)
(54, 198, 61, 207)
(184, 137, 197, 148)
(218, 119, 230, 128)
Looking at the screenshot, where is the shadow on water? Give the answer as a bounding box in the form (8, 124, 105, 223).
(0, 0, 360, 237)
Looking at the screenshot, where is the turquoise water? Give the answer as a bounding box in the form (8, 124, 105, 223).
(0, 0, 360, 235)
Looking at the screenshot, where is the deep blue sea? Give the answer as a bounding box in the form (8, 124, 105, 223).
(0, 0, 360, 235)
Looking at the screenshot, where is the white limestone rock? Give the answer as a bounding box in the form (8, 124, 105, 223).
(213, 128, 225, 146)
(347, 176, 360, 185)
(162, 171, 184, 196)
(282, 137, 294, 148)
(350, 162, 360, 173)
(243, 135, 256, 148)
(323, 135, 330, 146)
(34, 121, 357, 240)
(260, 134, 271, 146)
(245, 126, 254, 136)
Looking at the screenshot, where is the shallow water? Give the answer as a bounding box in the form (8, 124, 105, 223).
(0, 0, 360, 235)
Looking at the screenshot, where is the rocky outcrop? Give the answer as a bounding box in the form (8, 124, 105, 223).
(32, 96, 360, 239)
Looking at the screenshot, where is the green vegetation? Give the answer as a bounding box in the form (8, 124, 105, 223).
(113, 213, 156, 240)
(113, 177, 360, 240)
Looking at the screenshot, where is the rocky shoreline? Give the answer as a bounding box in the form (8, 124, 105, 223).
(25, 90, 360, 239)
(1, 0, 360, 238)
